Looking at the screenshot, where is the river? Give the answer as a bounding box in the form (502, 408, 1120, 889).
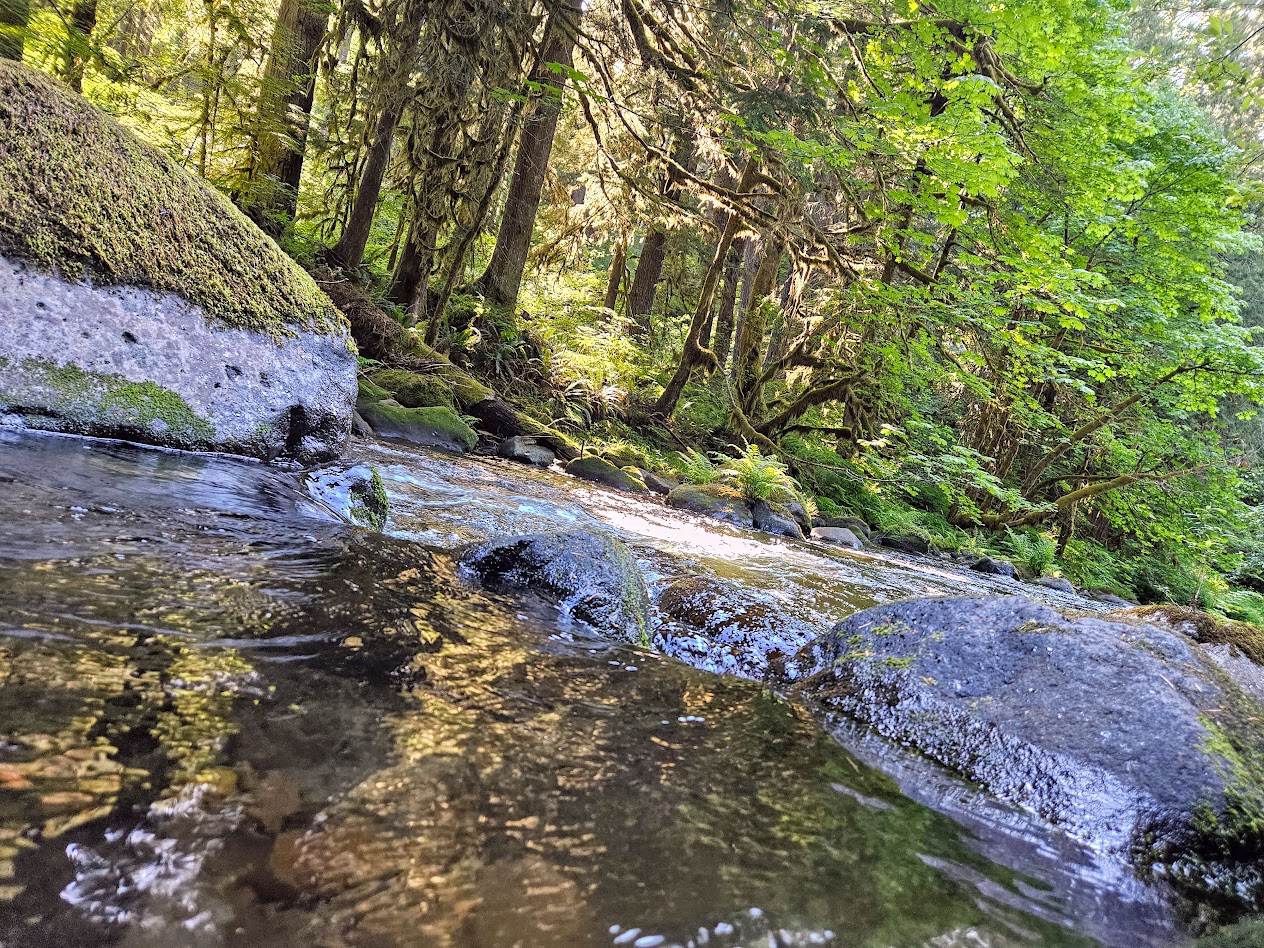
(0, 431, 1195, 946)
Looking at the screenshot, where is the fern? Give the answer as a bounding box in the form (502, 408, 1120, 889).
(717, 445, 801, 504)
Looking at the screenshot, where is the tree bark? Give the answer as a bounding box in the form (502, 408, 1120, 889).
(0, 0, 28, 61)
(479, 0, 581, 309)
(733, 236, 782, 417)
(603, 234, 627, 313)
(626, 229, 667, 332)
(327, 101, 401, 273)
(654, 158, 759, 418)
(61, 0, 98, 91)
(249, 0, 327, 227)
(711, 236, 745, 369)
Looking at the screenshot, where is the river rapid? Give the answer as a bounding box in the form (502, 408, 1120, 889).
(0, 430, 1205, 947)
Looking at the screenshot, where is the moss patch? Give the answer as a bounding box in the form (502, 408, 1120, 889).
(366, 369, 455, 409)
(348, 468, 389, 531)
(360, 401, 478, 452)
(1, 356, 215, 443)
(0, 62, 342, 338)
(1123, 605, 1264, 667)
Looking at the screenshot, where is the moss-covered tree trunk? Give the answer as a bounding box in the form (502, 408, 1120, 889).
(479, 0, 581, 310)
(654, 158, 758, 418)
(248, 0, 327, 228)
(328, 101, 401, 273)
(0, 0, 28, 61)
(712, 235, 745, 369)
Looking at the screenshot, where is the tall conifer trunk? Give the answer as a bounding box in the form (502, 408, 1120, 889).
(328, 102, 401, 273)
(249, 0, 327, 226)
(480, 0, 581, 309)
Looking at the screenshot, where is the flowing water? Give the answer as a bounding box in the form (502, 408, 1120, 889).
(0, 431, 1196, 947)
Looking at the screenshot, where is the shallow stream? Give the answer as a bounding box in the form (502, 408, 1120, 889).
(0, 431, 1200, 946)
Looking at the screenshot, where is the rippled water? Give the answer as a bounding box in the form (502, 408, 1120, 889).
(0, 431, 1190, 947)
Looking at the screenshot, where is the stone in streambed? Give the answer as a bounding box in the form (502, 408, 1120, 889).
(458, 530, 650, 644)
(664, 484, 752, 527)
(565, 455, 649, 493)
(638, 469, 678, 496)
(751, 499, 803, 539)
(358, 400, 478, 453)
(970, 555, 1017, 577)
(306, 464, 389, 530)
(1036, 576, 1076, 594)
(497, 435, 556, 467)
(0, 63, 354, 462)
(791, 595, 1264, 911)
(811, 526, 863, 549)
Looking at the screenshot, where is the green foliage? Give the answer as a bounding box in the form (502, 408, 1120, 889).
(1004, 532, 1058, 577)
(675, 448, 719, 486)
(716, 445, 802, 505)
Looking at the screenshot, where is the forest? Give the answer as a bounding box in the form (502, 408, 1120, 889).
(4, 0, 1264, 616)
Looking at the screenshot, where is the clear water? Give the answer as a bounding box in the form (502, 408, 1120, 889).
(0, 431, 1187, 946)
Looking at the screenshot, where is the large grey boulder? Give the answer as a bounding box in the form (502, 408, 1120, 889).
(791, 595, 1264, 910)
(458, 530, 650, 644)
(811, 526, 863, 549)
(751, 499, 803, 539)
(497, 435, 555, 467)
(0, 65, 355, 462)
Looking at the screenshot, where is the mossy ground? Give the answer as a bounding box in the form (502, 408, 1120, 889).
(0, 62, 342, 339)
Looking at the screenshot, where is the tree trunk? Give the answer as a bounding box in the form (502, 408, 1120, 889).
(249, 0, 327, 227)
(654, 158, 759, 418)
(711, 236, 745, 369)
(603, 234, 627, 313)
(61, 0, 98, 91)
(327, 101, 401, 273)
(479, 0, 581, 310)
(733, 237, 782, 417)
(627, 229, 667, 332)
(0, 0, 28, 61)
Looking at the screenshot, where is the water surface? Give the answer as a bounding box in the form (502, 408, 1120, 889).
(0, 432, 1186, 946)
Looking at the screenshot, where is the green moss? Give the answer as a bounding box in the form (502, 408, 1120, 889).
(366, 369, 455, 409)
(565, 455, 651, 494)
(2, 357, 215, 443)
(358, 376, 391, 403)
(600, 442, 650, 469)
(0, 62, 342, 339)
(360, 401, 478, 452)
(348, 468, 389, 531)
(1199, 718, 1264, 850)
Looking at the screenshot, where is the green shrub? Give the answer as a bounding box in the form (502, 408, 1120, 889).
(1005, 531, 1057, 576)
(675, 448, 719, 485)
(717, 445, 802, 504)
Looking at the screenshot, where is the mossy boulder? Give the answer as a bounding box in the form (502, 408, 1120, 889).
(458, 530, 651, 644)
(565, 455, 650, 494)
(792, 595, 1264, 912)
(306, 464, 390, 531)
(665, 484, 753, 528)
(599, 443, 650, 470)
(359, 401, 478, 453)
(365, 369, 454, 409)
(0, 63, 355, 461)
(752, 500, 804, 539)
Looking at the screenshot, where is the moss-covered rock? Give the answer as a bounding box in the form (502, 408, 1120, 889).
(359, 401, 478, 453)
(600, 443, 650, 470)
(365, 369, 455, 409)
(665, 484, 753, 527)
(0, 63, 355, 461)
(0, 63, 340, 338)
(306, 464, 390, 531)
(565, 455, 650, 493)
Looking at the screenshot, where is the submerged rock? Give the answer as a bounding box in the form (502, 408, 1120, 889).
(458, 530, 650, 644)
(565, 455, 649, 493)
(792, 595, 1264, 909)
(811, 526, 863, 549)
(752, 499, 804, 539)
(664, 484, 752, 527)
(358, 401, 478, 453)
(656, 575, 793, 679)
(0, 64, 354, 462)
(306, 464, 389, 531)
(497, 435, 555, 467)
